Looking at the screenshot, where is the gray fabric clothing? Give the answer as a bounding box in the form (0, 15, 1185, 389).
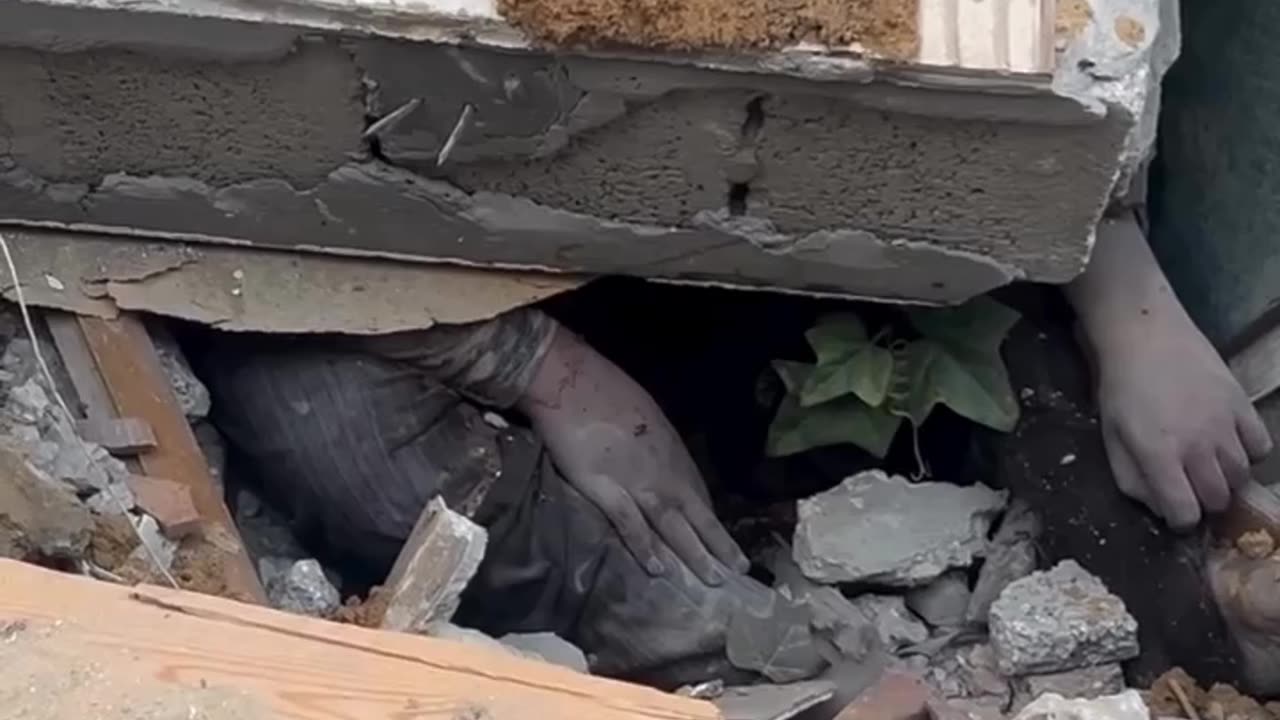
(202, 328, 776, 687)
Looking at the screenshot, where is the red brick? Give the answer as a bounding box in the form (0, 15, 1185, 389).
(125, 475, 201, 539)
(835, 670, 934, 720)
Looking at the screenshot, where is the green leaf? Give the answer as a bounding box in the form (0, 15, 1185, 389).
(767, 389, 903, 459)
(907, 297, 1020, 353)
(800, 314, 894, 408)
(887, 337, 1020, 432)
(772, 360, 813, 394)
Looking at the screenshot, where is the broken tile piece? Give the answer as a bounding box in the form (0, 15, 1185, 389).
(1012, 691, 1148, 720)
(267, 558, 340, 617)
(852, 594, 928, 649)
(126, 475, 201, 539)
(907, 571, 972, 628)
(1011, 664, 1125, 711)
(990, 561, 1139, 676)
(794, 471, 1007, 586)
(714, 680, 836, 720)
(0, 444, 92, 561)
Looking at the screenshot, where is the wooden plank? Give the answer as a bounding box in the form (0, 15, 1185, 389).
(45, 311, 115, 421)
(76, 314, 265, 604)
(77, 416, 157, 455)
(0, 559, 721, 720)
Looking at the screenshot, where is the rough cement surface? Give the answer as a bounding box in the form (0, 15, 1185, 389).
(0, 13, 1133, 302)
(1011, 665, 1125, 711)
(1012, 691, 1148, 720)
(989, 561, 1139, 676)
(263, 558, 341, 617)
(496, 0, 918, 58)
(794, 471, 1007, 586)
(907, 570, 971, 628)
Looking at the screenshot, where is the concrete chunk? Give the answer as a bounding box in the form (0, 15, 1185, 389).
(851, 595, 928, 649)
(794, 471, 1007, 586)
(966, 500, 1039, 624)
(907, 571, 972, 628)
(378, 497, 487, 633)
(1012, 691, 1148, 720)
(0, 444, 91, 561)
(1011, 665, 1125, 711)
(990, 561, 1139, 676)
(266, 558, 340, 617)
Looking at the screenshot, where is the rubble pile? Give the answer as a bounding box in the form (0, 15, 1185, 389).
(782, 469, 1147, 720)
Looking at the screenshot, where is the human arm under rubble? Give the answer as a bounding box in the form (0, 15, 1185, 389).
(1065, 210, 1272, 529)
(362, 308, 749, 586)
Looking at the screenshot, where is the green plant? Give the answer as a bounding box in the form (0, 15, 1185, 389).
(766, 297, 1022, 467)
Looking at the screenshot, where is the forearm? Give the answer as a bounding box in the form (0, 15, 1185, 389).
(360, 307, 559, 408)
(1066, 212, 1197, 356)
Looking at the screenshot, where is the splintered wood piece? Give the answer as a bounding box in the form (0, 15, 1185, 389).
(378, 497, 488, 633)
(76, 314, 265, 604)
(126, 474, 201, 539)
(0, 559, 721, 720)
(77, 417, 157, 455)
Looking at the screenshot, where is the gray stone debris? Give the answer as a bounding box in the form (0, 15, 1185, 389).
(851, 594, 929, 649)
(265, 558, 341, 617)
(908, 571, 972, 628)
(0, 443, 92, 561)
(794, 471, 1007, 586)
(128, 514, 177, 571)
(967, 500, 1040, 625)
(765, 545, 879, 660)
(990, 561, 1139, 676)
(499, 632, 589, 673)
(148, 322, 211, 421)
(925, 643, 1012, 711)
(712, 681, 836, 720)
(1012, 691, 1148, 720)
(1012, 665, 1125, 712)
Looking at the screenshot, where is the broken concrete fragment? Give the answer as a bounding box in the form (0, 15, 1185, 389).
(1011, 665, 1125, 711)
(266, 558, 340, 617)
(795, 471, 1007, 586)
(713, 680, 836, 720)
(967, 501, 1040, 624)
(907, 571, 972, 628)
(1012, 691, 1148, 720)
(766, 545, 879, 660)
(0, 444, 91, 561)
(125, 475, 201, 539)
(990, 561, 1139, 676)
(127, 514, 177, 571)
(4, 377, 50, 425)
(727, 593, 829, 683)
(852, 595, 929, 649)
(498, 632, 589, 673)
(147, 323, 210, 421)
(378, 497, 487, 633)
(924, 643, 1012, 710)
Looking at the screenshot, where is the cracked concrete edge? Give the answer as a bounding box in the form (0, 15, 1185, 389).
(0, 159, 1021, 305)
(1052, 0, 1180, 203)
(0, 227, 581, 333)
(7, 0, 1075, 96)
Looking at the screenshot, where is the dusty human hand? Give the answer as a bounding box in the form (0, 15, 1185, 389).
(1093, 313, 1270, 528)
(518, 321, 750, 585)
(1068, 214, 1273, 529)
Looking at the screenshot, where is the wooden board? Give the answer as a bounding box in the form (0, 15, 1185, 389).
(76, 314, 266, 604)
(0, 559, 721, 720)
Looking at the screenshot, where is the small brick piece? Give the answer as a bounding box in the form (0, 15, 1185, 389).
(77, 417, 157, 455)
(836, 669, 934, 720)
(125, 475, 201, 539)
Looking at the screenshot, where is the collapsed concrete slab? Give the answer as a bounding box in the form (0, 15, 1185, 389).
(0, 0, 1175, 304)
(793, 471, 1007, 586)
(989, 561, 1139, 676)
